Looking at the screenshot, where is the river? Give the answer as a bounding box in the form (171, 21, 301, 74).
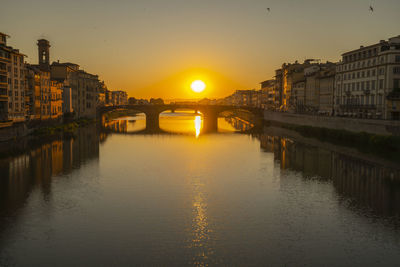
(0, 111, 399, 266)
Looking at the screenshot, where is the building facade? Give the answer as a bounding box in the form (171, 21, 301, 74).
(51, 62, 100, 119)
(50, 80, 63, 119)
(0, 32, 27, 122)
(335, 36, 400, 119)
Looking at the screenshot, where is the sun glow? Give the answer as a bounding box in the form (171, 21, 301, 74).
(191, 80, 206, 93)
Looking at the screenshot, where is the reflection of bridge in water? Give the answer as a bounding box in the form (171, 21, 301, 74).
(102, 116, 260, 135)
(99, 104, 263, 133)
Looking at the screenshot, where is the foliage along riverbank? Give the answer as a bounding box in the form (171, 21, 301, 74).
(31, 118, 96, 136)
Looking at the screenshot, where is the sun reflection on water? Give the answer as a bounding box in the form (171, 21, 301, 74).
(194, 115, 202, 138)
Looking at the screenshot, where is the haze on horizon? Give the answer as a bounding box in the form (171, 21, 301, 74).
(1, 0, 399, 99)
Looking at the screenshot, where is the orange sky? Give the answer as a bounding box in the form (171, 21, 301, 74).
(1, 0, 399, 99)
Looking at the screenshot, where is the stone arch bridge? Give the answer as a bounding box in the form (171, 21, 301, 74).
(99, 104, 264, 133)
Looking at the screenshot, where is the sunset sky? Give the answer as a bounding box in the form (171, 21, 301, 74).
(1, 0, 399, 99)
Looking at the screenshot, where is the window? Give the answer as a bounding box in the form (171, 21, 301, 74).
(366, 95, 369, 105)
(362, 71, 365, 78)
(393, 67, 400, 74)
(371, 95, 375, 105)
(379, 68, 385, 75)
(396, 56, 400, 63)
(395, 79, 400, 89)
(372, 69, 376, 76)
(367, 70, 370, 77)
(357, 72, 360, 78)
(352, 73, 355, 79)
(366, 81, 370, 90)
(357, 82, 360, 90)
(361, 81, 365, 90)
(361, 95, 364, 105)
(352, 83, 355, 91)
(379, 79, 384, 89)
(371, 80, 376, 90)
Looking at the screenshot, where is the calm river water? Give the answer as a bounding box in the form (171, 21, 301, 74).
(0, 112, 399, 266)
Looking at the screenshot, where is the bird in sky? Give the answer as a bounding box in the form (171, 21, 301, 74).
(266, 8, 270, 12)
(369, 5, 374, 12)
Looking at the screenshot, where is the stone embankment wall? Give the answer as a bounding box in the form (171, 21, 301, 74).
(264, 111, 400, 136)
(0, 123, 28, 142)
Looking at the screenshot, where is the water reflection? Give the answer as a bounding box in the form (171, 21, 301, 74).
(103, 114, 146, 134)
(194, 116, 202, 138)
(160, 110, 204, 135)
(0, 126, 100, 232)
(189, 176, 212, 266)
(257, 134, 400, 219)
(219, 117, 253, 132)
(0, 117, 400, 265)
(104, 112, 251, 136)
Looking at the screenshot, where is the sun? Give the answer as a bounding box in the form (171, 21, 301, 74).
(191, 80, 206, 93)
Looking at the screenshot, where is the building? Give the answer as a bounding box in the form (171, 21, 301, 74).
(50, 80, 63, 119)
(335, 36, 400, 119)
(0, 33, 10, 121)
(97, 81, 107, 107)
(0, 32, 27, 122)
(318, 69, 335, 115)
(274, 69, 283, 108)
(25, 65, 42, 120)
(292, 80, 306, 112)
(25, 39, 56, 121)
(260, 79, 276, 109)
(304, 62, 336, 114)
(386, 91, 400, 120)
(51, 61, 100, 119)
(50, 61, 78, 114)
(111, 90, 128, 106)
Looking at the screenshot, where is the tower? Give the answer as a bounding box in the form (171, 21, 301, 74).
(37, 39, 50, 69)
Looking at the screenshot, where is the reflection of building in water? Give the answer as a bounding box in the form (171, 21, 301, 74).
(102, 119, 128, 133)
(258, 134, 400, 217)
(0, 126, 100, 218)
(224, 117, 253, 131)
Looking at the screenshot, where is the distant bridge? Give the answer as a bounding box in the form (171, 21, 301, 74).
(99, 104, 264, 133)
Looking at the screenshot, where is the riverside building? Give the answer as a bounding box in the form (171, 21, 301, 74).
(335, 36, 400, 119)
(0, 32, 27, 122)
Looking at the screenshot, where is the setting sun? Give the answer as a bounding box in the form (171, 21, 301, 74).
(191, 80, 206, 93)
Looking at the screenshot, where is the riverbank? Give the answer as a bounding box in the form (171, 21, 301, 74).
(261, 125, 400, 167)
(0, 118, 97, 142)
(264, 110, 400, 136)
(263, 114, 400, 160)
(31, 118, 96, 136)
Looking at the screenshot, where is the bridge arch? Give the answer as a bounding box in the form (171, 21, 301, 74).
(98, 104, 263, 134)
